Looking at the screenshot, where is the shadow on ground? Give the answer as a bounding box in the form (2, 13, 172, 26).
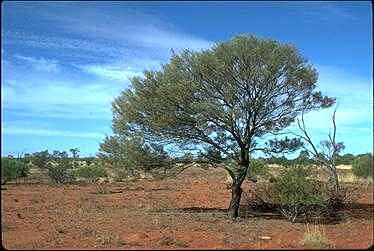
(149, 202, 373, 225)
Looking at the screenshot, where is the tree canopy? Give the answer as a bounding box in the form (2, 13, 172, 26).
(110, 35, 333, 158)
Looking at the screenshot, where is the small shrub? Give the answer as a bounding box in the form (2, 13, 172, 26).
(1, 157, 30, 184)
(352, 153, 373, 179)
(300, 223, 334, 248)
(252, 166, 330, 222)
(72, 161, 107, 182)
(47, 163, 74, 184)
(46, 151, 74, 184)
(30, 150, 50, 169)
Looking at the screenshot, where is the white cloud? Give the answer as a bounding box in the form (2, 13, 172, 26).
(75, 63, 143, 81)
(302, 4, 357, 23)
(4, 5, 213, 56)
(2, 126, 104, 139)
(14, 55, 60, 73)
(5, 31, 123, 60)
(126, 25, 213, 51)
(2, 75, 121, 120)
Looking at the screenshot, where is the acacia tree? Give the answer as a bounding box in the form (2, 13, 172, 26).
(106, 35, 334, 218)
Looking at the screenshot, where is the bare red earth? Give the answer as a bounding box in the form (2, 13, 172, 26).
(1, 167, 373, 249)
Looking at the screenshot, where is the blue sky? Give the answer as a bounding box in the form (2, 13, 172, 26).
(1, 1, 372, 157)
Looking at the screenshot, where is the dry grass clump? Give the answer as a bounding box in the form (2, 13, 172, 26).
(159, 236, 189, 247)
(300, 223, 334, 249)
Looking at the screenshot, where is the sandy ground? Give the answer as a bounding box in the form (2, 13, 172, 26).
(1, 166, 373, 249)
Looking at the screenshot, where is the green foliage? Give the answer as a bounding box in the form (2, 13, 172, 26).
(47, 164, 74, 184)
(30, 150, 50, 169)
(46, 151, 74, 184)
(72, 161, 107, 182)
(99, 135, 171, 177)
(254, 166, 330, 222)
(335, 153, 355, 165)
(109, 34, 333, 170)
(197, 146, 224, 163)
(352, 153, 373, 179)
(1, 157, 30, 183)
(266, 156, 291, 167)
(273, 167, 327, 206)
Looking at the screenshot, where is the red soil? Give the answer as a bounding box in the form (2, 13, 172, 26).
(1, 166, 373, 249)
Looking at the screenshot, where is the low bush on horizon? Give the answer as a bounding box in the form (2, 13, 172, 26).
(1, 157, 30, 184)
(352, 153, 373, 180)
(72, 161, 107, 183)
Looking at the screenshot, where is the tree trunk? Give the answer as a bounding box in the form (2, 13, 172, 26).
(228, 148, 249, 219)
(228, 181, 243, 218)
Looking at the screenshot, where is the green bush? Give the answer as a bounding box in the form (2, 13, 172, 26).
(47, 163, 74, 184)
(1, 158, 30, 184)
(72, 161, 107, 182)
(46, 151, 74, 184)
(253, 166, 330, 222)
(352, 153, 373, 179)
(335, 153, 355, 165)
(30, 150, 50, 169)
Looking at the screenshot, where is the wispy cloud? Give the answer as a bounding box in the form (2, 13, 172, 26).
(4, 31, 124, 61)
(1, 56, 121, 119)
(2, 72, 121, 120)
(2, 126, 104, 139)
(4, 4, 213, 58)
(75, 63, 143, 81)
(14, 55, 59, 73)
(302, 4, 356, 23)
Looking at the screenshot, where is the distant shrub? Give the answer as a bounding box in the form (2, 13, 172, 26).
(335, 153, 355, 166)
(266, 156, 291, 167)
(47, 164, 74, 184)
(352, 153, 373, 179)
(46, 151, 74, 184)
(30, 150, 50, 169)
(249, 159, 270, 177)
(72, 161, 107, 182)
(1, 157, 30, 184)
